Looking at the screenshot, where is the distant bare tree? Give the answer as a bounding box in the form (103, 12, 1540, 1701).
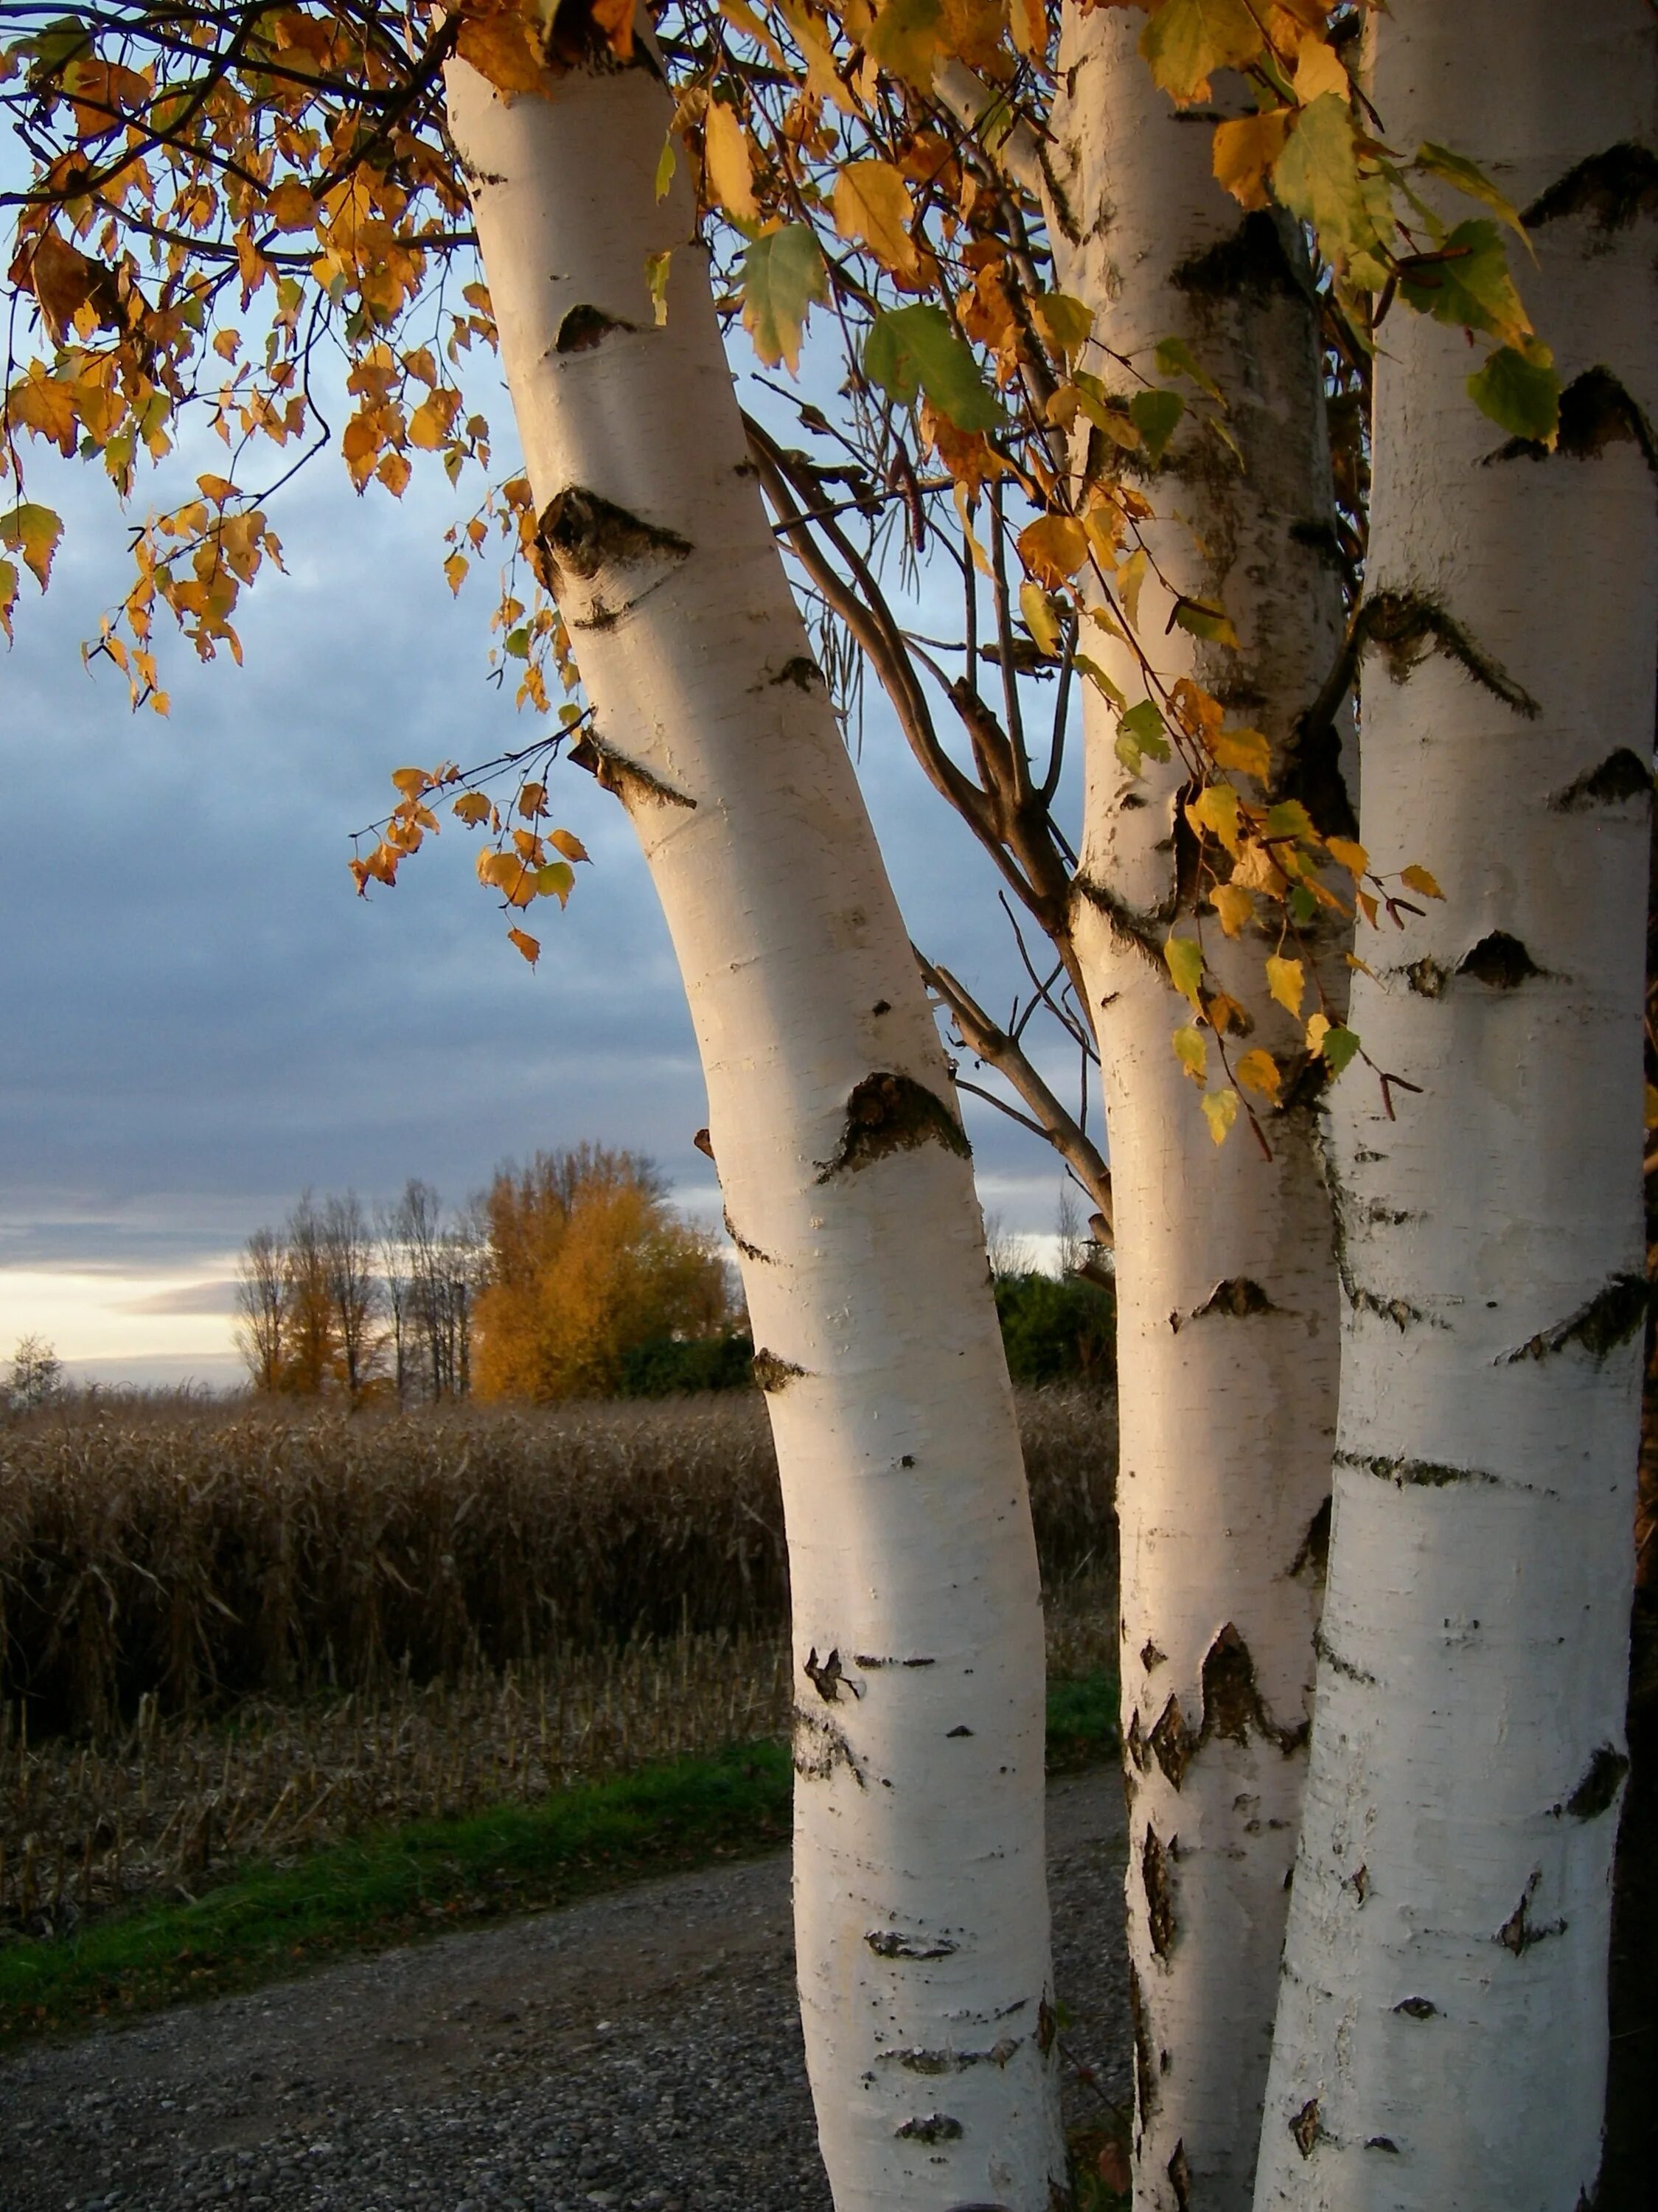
(378, 1179, 479, 1404)
(318, 1190, 383, 1399)
(5, 1334, 63, 1413)
(233, 1228, 288, 1393)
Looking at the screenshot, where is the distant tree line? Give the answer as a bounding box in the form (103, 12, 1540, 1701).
(234, 1151, 1115, 1405)
(233, 1147, 741, 1404)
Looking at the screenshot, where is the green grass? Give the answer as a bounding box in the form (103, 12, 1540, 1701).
(0, 1672, 1117, 2046)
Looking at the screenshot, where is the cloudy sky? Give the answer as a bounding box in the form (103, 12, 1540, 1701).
(1, 348, 1090, 1388)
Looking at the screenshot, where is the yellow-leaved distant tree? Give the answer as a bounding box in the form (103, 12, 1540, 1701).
(472, 1144, 731, 1402)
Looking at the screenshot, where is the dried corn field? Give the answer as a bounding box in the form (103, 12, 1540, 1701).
(0, 1390, 1116, 1733)
(0, 1577, 1118, 1937)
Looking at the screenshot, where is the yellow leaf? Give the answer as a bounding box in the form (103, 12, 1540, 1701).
(1213, 109, 1292, 211)
(1018, 514, 1089, 587)
(1305, 1010, 1331, 1056)
(1202, 1087, 1239, 1145)
(1235, 1048, 1282, 1102)
(507, 927, 541, 966)
(517, 781, 548, 818)
(391, 767, 431, 798)
(1210, 724, 1270, 779)
(1266, 954, 1305, 1018)
(0, 502, 63, 590)
(453, 792, 492, 825)
(832, 161, 919, 277)
(1009, 0, 1045, 62)
(1290, 35, 1348, 102)
(1118, 546, 1149, 628)
(1141, 0, 1264, 105)
(1173, 1023, 1208, 1086)
(1326, 835, 1368, 879)
(1211, 882, 1254, 938)
(1164, 934, 1205, 1007)
(1019, 581, 1062, 659)
(1189, 781, 1242, 855)
(704, 99, 759, 226)
(266, 178, 316, 232)
(1645, 1081, 1658, 1133)
(444, 552, 469, 596)
(1356, 889, 1379, 928)
(550, 828, 591, 863)
(645, 249, 672, 326)
(1400, 863, 1444, 900)
(455, 13, 546, 97)
(375, 450, 411, 497)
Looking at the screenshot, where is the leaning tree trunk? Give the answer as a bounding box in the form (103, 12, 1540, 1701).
(442, 20, 1064, 2209)
(1045, 13, 1351, 2209)
(1254, 8, 1658, 2209)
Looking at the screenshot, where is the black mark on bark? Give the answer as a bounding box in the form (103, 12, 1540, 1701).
(1126, 1707, 1149, 1773)
(947, 1724, 975, 1738)
(1490, 367, 1658, 479)
(1497, 1869, 1567, 1955)
(887, 2039, 1021, 2073)
(1167, 2139, 1192, 2212)
(1559, 1742, 1631, 1821)
(1141, 1638, 1168, 1671)
(1129, 1964, 1157, 2126)
(1502, 1273, 1648, 1366)
(722, 1207, 773, 1265)
(1143, 1826, 1176, 1958)
(792, 1704, 866, 1788)
(1348, 1287, 1430, 1332)
(569, 731, 695, 810)
(1406, 956, 1449, 998)
(1149, 1697, 1194, 1790)
(753, 1349, 806, 1394)
(1290, 1495, 1331, 1582)
(815, 1071, 970, 1181)
(1073, 872, 1175, 969)
(769, 654, 826, 690)
(894, 2112, 963, 2142)
(1171, 1276, 1278, 1332)
(1314, 1627, 1378, 1686)
(1202, 1623, 1310, 1753)
(1522, 143, 1658, 233)
(1038, 1993, 1058, 2057)
(1552, 748, 1654, 812)
(1366, 2137, 1400, 2154)
(1172, 210, 1306, 302)
(1394, 1996, 1438, 2019)
(1458, 931, 1543, 990)
(554, 303, 638, 354)
(804, 1646, 856, 1703)
(535, 485, 690, 586)
(1356, 590, 1541, 719)
(1335, 1447, 1497, 1489)
(1290, 2098, 1323, 2159)
(867, 1928, 959, 1960)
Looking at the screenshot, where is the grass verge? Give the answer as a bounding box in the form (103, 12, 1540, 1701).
(0, 1672, 1116, 2048)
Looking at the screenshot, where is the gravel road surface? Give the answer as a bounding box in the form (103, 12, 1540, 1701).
(4, 1769, 1128, 2212)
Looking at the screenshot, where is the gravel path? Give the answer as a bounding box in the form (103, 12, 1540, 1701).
(4, 1770, 1128, 2212)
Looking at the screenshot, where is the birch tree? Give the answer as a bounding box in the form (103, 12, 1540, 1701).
(1253, 8, 1657, 2205)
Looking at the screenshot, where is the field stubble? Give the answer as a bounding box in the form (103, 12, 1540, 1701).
(0, 1389, 1116, 1935)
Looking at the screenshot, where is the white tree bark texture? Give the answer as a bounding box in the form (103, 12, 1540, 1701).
(1045, 13, 1352, 2211)
(1254, 9, 1658, 2210)
(442, 24, 1066, 2211)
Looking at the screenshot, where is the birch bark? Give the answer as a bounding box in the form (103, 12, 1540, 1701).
(1044, 13, 1351, 2208)
(442, 21, 1065, 2208)
(1254, 8, 1658, 2208)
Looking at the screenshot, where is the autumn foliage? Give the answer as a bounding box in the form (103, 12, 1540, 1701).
(472, 1144, 736, 1402)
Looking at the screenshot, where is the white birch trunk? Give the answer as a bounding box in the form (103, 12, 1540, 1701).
(1046, 14, 1350, 2208)
(442, 24, 1065, 2209)
(1254, 8, 1658, 2208)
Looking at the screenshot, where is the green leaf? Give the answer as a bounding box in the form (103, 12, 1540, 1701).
(1415, 142, 1529, 244)
(1019, 580, 1062, 658)
(1154, 335, 1222, 402)
(1163, 933, 1205, 1005)
(1468, 342, 1560, 447)
(1139, 0, 1263, 104)
(1286, 884, 1319, 926)
(504, 626, 530, 659)
(864, 305, 1005, 431)
(1321, 1023, 1362, 1077)
(1172, 1023, 1208, 1084)
(1120, 699, 1171, 760)
(1202, 1086, 1239, 1144)
(1130, 387, 1185, 463)
(1075, 654, 1126, 711)
(740, 226, 827, 375)
(653, 135, 677, 203)
(535, 860, 575, 906)
(1173, 597, 1239, 647)
(1263, 799, 1316, 841)
(1397, 220, 1528, 344)
(1274, 94, 1381, 267)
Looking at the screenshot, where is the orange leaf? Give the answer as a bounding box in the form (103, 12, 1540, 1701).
(507, 927, 541, 966)
(1399, 863, 1444, 900)
(456, 13, 546, 97)
(1213, 109, 1292, 212)
(1017, 514, 1088, 587)
(550, 828, 591, 863)
(453, 791, 492, 826)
